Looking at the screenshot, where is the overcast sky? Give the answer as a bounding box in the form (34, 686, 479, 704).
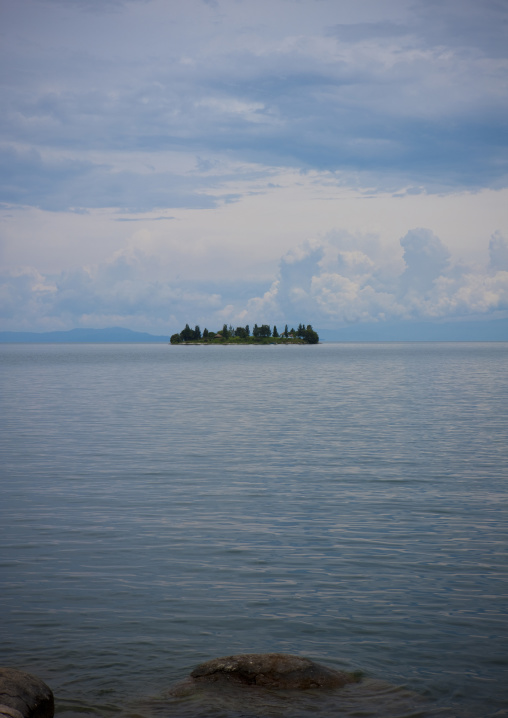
(1, 0, 507, 334)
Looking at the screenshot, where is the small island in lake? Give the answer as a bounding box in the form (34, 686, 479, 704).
(170, 323, 319, 344)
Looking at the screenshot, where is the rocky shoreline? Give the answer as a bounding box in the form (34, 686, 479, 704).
(1, 657, 431, 718)
(0, 669, 54, 718)
(1, 654, 358, 718)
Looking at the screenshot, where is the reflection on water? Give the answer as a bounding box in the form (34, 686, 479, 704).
(1, 343, 507, 718)
(148, 677, 431, 718)
(58, 675, 446, 718)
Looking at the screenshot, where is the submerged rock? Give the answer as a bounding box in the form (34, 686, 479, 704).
(0, 669, 54, 718)
(189, 653, 358, 690)
(150, 658, 428, 718)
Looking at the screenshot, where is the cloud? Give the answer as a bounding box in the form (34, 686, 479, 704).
(0, 238, 267, 332)
(399, 228, 450, 293)
(329, 0, 508, 59)
(0, 266, 220, 332)
(1, 0, 507, 216)
(413, 0, 508, 59)
(489, 231, 508, 272)
(38, 0, 150, 13)
(1, 227, 508, 332)
(0, 145, 250, 212)
(239, 228, 508, 327)
(327, 22, 413, 43)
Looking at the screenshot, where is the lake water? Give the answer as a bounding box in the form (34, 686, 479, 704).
(1, 342, 507, 718)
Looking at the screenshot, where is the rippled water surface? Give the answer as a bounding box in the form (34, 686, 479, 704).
(1, 342, 507, 717)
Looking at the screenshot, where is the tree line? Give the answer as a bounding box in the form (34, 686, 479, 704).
(170, 323, 319, 344)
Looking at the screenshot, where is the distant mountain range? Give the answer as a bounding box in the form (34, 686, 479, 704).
(0, 327, 171, 343)
(0, 319, 507, 343)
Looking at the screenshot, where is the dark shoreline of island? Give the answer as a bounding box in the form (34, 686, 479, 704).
(175, 337, 310, 345)
(170, 323, 319, 345)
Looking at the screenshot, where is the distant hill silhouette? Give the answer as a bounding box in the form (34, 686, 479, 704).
(0, 327, 171, 343)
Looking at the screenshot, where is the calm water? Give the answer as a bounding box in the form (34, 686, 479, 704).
(1, 342, 507, 718)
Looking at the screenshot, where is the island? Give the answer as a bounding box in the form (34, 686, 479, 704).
(170, 323, 319, 344)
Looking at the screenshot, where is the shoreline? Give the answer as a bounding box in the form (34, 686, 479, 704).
(171, 339, 312, 346)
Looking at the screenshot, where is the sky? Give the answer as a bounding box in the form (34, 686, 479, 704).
(1, 0, 507, 336)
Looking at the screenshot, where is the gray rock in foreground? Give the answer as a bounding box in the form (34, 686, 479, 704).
(0, 705, 25, 718)
(190, 653, 358, 690)
(0, 669, 54, 718)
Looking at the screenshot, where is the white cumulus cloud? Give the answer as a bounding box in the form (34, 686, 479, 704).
(238, 229, 508, 327)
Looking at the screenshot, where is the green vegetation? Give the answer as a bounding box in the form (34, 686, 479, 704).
(170, 322, 319, 344)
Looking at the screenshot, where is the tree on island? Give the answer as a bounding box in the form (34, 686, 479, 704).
(301, 324, 319, 344)
(235, 326, 249, 339)
(170, 321, 319, 343)
(252, 324, 271, 338)
(290, 323, 319, 344)
(170, 323, 203, 343)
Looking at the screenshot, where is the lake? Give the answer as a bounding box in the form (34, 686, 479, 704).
(1, 342, 507, 717)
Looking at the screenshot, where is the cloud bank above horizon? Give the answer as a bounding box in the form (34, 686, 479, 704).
(3, 227, 508, 334)
(1, 0, 507, 334)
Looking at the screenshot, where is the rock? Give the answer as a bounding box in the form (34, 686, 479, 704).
(0, 706, 25, 718)
(0, 669, 54, 718)
(190, 653, 358, 690)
